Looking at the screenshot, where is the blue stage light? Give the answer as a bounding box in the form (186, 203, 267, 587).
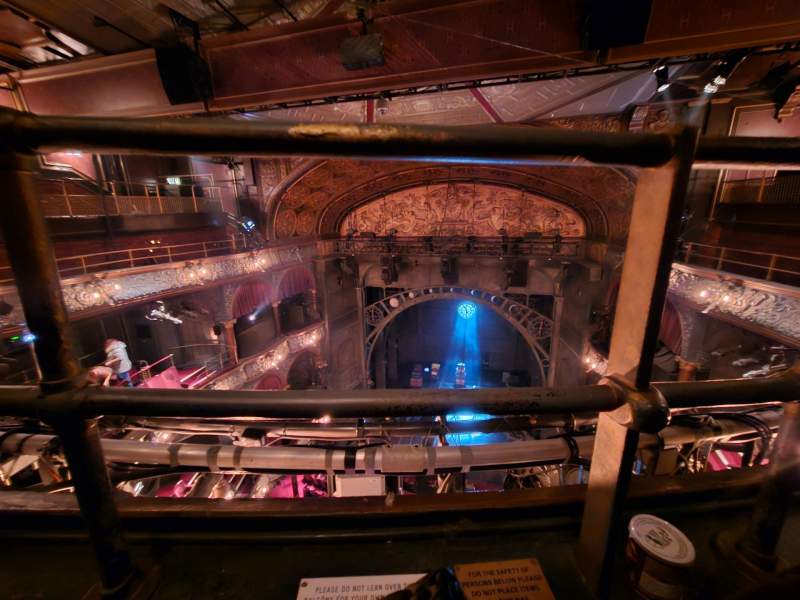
(457, 301, 476, 319)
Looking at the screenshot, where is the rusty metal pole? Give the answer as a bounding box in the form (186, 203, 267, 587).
(576, 128, 699, 597)
(0, 152, 142, 597)
(734, 401, 800, 571)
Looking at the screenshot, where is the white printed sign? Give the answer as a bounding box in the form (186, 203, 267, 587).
(297, 573, 425, 600)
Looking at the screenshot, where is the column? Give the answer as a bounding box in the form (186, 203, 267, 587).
(272, 301, 282, 336)
(676, 357, 701, 381)
(223, 319, 238, 365)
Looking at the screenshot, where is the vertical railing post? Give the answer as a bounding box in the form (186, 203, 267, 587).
(576, 128, 699, 597)
(156, 184, 163, 214)
(0, 152, 143, 595)
(733, 401, 800, 570)
(717, 246, 726, 270)
(766, 254, 777, 281)
(191, 186, 199, 212)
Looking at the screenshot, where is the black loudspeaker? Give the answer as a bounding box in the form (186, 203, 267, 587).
(506, 260, 528, 288)
(155, 45, 213, 105)
(581, 0, 652, 51)
(440, 256, 458, 285)
(340, 33, 385, 70)
(380, 255, 399, 285)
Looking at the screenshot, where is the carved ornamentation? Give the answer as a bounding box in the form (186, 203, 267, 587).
(668, 265, 800, 345)
(339, 183, 586, 237)
(526, 315, 552, 339)
(543, 114, 625, 132)
(0, 244, 317, 332)
(271, 160, 634, 243)
(365, 304, 385, 325)
(207, 325, 324, 391)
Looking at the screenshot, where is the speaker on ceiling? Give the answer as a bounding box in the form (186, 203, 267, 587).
(506, 260, 528, 289)
(580, 0, 652, 51)
(340, 33, 385, 70)
(440, 256, 458, 285)
(155, 44, 213, 105)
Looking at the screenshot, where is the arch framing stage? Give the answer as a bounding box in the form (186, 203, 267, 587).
(364, 286, 553, 384)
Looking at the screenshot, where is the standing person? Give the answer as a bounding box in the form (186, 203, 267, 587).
(104, 338, 133, 386)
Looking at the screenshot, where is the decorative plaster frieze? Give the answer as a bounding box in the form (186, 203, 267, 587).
(668, 264, 800, 345)
(207, 324, 324, 391)
(0, 244, 316, 331)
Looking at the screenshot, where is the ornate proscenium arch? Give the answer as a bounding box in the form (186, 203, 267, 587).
(364, 287, 553, 383)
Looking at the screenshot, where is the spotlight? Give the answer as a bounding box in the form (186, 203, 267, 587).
(21, 332, 36, 343)
(376, 96, 390, 116)
(704, 54, 747, 96)
(654, 65, 670, 93)
(248, 313, 257, 322)
(457, 301, 477, 320)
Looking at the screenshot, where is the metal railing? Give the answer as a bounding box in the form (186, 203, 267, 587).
(0, 234, 248, 285)
(0, 108, 799, 598)
(679, 241, 800, 283)
(333, 234, 583, 257)
(37, 177, 225, 218)
(719, 172, 800, 205)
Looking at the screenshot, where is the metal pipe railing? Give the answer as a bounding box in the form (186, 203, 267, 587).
(680, 241, 800, 282)
(3, 107, 800, 169)
(1, 108, 800, 598)
(0, 370, 796, 419)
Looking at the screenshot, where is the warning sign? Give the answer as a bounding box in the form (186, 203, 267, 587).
(454, 558, 555, 600)
(296, 573, 425, 600)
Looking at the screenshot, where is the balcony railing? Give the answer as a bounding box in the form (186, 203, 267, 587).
(679, 242, 800, 285)
(0, 235, 249, 285)
(38, 177, 226, 218)
(718, 173, 800, 205)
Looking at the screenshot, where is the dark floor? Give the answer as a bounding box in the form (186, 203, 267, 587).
(2, 495, 799, 599)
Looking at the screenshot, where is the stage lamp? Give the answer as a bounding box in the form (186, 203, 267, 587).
(457, 301, 477, 320)
(654, 65, 670, 93)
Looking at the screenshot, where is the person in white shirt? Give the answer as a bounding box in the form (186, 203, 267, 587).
(104, 338, 133, 386)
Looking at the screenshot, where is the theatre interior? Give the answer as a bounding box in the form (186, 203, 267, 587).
(1, 1, 800, 598)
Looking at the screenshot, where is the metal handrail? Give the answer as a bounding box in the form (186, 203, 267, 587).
(0, 368, 797, 418)
(680, 241, 800, 281)
(0, 234, 248, 285)
(3, 110, 800, 596)
(38, 175, 227, 218)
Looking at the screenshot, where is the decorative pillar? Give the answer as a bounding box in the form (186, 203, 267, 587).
(272, 301, 282, 336)
(355, 285, 369, 388)
(223, 319, 238, 365)
(676, 357, 701, 381)
(547, 294, 564, 387)
(675, 305, 710, 381)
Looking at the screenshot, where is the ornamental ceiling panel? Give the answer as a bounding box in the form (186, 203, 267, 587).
(270, 160, 635, 243)
(339, 183, 586, 237)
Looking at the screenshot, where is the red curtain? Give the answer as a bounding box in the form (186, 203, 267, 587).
(659, 301, 682, 355)
(278, 266, 315, 300)
(232, 280, 272, 319)
(255, 373, 283, 390)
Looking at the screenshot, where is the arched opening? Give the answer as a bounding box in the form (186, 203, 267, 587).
(286, 351, 319, 390)
(370, 299, 540, 389)
(231, 279, 276, 359)
(276, 266, 319, 333)
(255, 372, 284, 391)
